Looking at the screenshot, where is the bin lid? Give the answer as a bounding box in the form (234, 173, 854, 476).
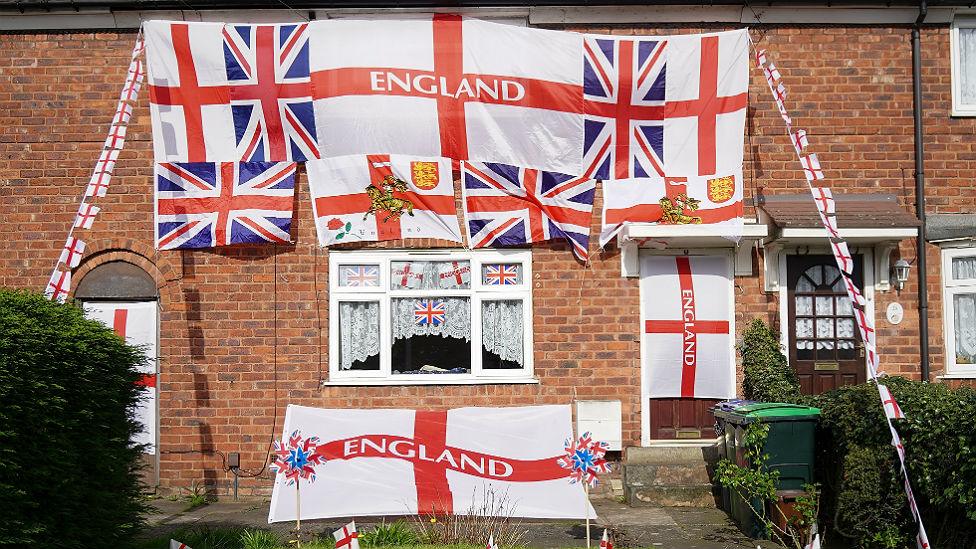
(736, 402, 821, 421)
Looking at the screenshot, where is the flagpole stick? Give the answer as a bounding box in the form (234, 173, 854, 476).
(585, 482, 591, 549)
(296, 480, 302, 548)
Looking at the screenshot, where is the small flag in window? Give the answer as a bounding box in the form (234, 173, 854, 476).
(414, 299, 446, 327)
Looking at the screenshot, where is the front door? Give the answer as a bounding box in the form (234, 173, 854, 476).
(786, 255, 867, 394)
(640, 252, 734, 440)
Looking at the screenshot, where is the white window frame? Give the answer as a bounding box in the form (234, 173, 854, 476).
(951, 16, 976, 116)
(941, 246, 976, 378)
(326, 249, 536, 386)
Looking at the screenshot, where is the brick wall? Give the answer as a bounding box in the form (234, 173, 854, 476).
(1, 22, 972, 496)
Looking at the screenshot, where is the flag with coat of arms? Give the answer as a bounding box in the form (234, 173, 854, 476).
(308, 154, 462, 246)
(600, 167, 743, 247)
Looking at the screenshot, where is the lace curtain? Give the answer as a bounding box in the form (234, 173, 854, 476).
(339, 302, 380, 370)
(952, 256, 976, 280)
(392, 298, 471, 341)
(482, 300, 524, 365)
(955, 293, 976, 364)
(961, 29, 976, 106)
(391, 261, 471, 290)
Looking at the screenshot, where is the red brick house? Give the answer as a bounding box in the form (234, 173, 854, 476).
(1, 1, 975, 501)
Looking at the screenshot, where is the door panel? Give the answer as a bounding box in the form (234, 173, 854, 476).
(649, 398, 720, 439)
(787, 255, 867, 395)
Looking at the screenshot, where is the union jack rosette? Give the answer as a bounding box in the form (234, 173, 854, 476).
(557, 431, 611, 487)
(270, 429, 326, 486)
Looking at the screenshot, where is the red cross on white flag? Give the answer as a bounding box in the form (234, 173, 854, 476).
(810, 186, 834, 215)
(112, 102, 134, 126)
(600, 529, 614, 549)
(104, 124, 127, 150)
(755, 49, 767, 66)
(831, 239, 853, 274)
(169, 540, 191, 549)
(486, 535, 498, 549)
(878, 384, 906, 420)
(841, 273, 867, 307)
(792, 129, 809, 153)
(665, 29, 749, 177)
(59, 237, 86, 269)
(119, 60, 144, 104)
(801, 154, 825, 181)
(763, 63, 782, 85)
(86, 148, 120, 198)
(45, 269, 71, 303)
(333, 521, 360, 549)
(75, 203, 100, 230)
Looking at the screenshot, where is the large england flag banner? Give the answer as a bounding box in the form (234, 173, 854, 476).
(640, 255, 734, 399)
(309, 154, 462, 245)
(83, 302, 158, 454)
(308, 16, 584, 174)
(664, 29, 748, 177)
(267, 405, 596, 521)
(600, 167, 743, 247)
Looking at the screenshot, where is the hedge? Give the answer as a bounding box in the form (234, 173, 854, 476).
(0, 289, 149, 548)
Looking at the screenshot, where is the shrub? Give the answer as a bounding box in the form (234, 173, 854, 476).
(739, 319, 801, 403)
(813, 377, 976, 548)
(0, 290, 148, 548)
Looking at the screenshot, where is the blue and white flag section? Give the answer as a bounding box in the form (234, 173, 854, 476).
(267, 404, 596, 522)
(154, 161, 297, 250)
(640, 254, 735, 399)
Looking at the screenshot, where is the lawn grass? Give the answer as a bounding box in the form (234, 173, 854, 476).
(136, 526, 498, 549)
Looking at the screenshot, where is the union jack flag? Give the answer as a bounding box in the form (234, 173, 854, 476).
(462, 162, 595, 261)
(582, 36, 666, 180)
(484, 264, 519, 286)
(155, 161, 297, 250)
(271, 429, 326, 486)
(556, 431, 611, 488)
(223, 24, 319, 162)
(414, 299, 446, 327)
(341, 265, 380, 287)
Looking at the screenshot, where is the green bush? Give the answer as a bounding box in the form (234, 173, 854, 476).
(813, 378, 976, 548)
(739, 319, 801, 403)
(0, 289, 149, 547)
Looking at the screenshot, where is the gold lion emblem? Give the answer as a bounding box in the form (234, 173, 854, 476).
(411, 161, 439, 190)
(659, 193, 703, 225)
(707, 174, 736, 203)
(364, 175, 415, 223)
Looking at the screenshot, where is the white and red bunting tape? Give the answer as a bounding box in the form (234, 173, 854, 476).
(755, 45, 928, 547)
(44, 32, 144, 302)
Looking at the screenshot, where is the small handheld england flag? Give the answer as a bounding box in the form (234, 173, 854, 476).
(600, 529, 613, 549)
(334, 521, 360, 549)
(486, 535, 498, 549)
(170, 540, 191, 549)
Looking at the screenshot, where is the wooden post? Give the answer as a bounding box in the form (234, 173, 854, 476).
(296, 481, 302, 548)
(584, 482, 591, 549)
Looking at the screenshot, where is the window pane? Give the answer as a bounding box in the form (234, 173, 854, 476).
(796, 276, 815, 292)
(796, 339, 814, 360)
(815, 296, 834, 316)
(483, 263, 523, 286)
(338, 265, 380, 287)
(483, 300, 524, 369)
(796, 318, 813, 338)
(837, 318, 855, 338)
(391, 297, 471, 374)
(823, 265, 841, 287)
(836, 296, 853, 316)
(960, 28, 976, 106)
(796, 296, 813, 315)
(816, 318, 834, 339)
(952, 256, 976, 281)
(338, 302, 380, 371)
(805, 266, 823, 287)
(954, 293, 976, 365)
(391, 261, 471, 290)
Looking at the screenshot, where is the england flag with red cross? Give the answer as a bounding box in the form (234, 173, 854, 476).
(308, 154, 462, 246)
(146, 21, 235, 163)
(154, 161, 297, 250)
(267, 404, 596, 521)
(462, 161, 595, 261)
(664, 29, 748, 177)
(223, 23, 320, 162)
(600, 167, 743, 247)
(308, 16, 584, 174)
(582, 35, 666, 180)
(639, 254, 735, 399)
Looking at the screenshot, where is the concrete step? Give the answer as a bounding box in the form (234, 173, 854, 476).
(623, 443, 722, 508)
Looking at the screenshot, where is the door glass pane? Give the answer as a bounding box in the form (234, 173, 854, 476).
(837, 318, 855, 338)
(836, 296, 853, 316)
(815, 296, 834, 315)
(952, 256, 976, 281)
(796, 296, 813, 315)
(797, 276, 815, 292)
(338, 301, 380, 371)
(823, 265, 841, 287)
(838, 339, 856, 359)
(806, 266, 823, 287)
(796, 318, 814, 338)
(482, 300, 524, 369)
(816, 318, 834, 338)
(960, 28, 976, 106)
(954, 293, 976, 365)
(796, 339, 814, 360)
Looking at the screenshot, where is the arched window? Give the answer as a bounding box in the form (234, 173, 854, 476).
(75, 261, 158, 301)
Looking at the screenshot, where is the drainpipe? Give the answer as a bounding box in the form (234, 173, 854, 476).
(912, 0, 930, 381)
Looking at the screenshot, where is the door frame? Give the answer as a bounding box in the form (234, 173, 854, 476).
(639, 248, 736, 447)
(777, 247, 875, 383)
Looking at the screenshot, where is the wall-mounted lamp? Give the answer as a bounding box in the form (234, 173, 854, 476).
(893, 258, 911, 291)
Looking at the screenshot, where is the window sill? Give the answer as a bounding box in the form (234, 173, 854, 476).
(937, 372, 976, 380)
(321, 376, 540, 387)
